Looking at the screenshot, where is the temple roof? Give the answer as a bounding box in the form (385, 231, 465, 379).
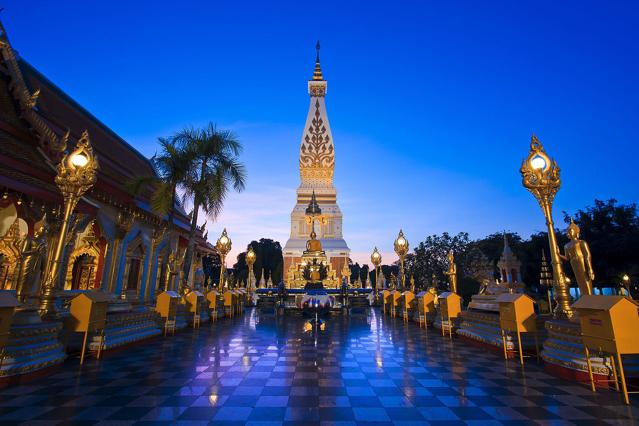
(18, 60, 157, 197)
(0, 23, 192, 230)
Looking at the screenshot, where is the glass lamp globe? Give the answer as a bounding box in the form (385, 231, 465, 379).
(530, 155, 546, 170)
(70, 152, 89, 167)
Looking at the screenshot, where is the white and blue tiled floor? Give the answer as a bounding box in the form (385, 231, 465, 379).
(0, 308, 636, 425)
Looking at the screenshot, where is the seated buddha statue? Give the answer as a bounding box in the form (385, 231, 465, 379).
(306, 230, 323, 252)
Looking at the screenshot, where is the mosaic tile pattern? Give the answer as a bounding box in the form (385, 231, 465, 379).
(1, 309, 636, 425)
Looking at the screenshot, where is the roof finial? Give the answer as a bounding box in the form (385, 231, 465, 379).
(312, 40, 323, 81)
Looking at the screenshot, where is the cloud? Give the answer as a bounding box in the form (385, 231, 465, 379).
(204, 185, 294, 264)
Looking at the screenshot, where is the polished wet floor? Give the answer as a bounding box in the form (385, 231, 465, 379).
(1, 309, 636, 425)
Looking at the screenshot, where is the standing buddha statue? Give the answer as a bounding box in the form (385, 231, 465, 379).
(561, 219, 594, 296)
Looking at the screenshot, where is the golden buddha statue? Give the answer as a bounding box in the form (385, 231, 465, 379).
(389, 273, 397, 289)
(306, 230, 323, 252)
(561, 219, 594, 296)
(444, 250, 458, 294)
(16, 216, 48, 303)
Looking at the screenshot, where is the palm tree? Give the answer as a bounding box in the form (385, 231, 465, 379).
(174, 123, 247, 287)
(128, 137, 193, 226)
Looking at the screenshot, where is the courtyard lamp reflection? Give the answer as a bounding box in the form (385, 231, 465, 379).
(371, 247, 382, 303)
(39, 131, 98, 317)
(394, 230, 409, 291)
(520, 134, 573, 319)
(246, 246, 256, 292)
(216, 228, 232, 289)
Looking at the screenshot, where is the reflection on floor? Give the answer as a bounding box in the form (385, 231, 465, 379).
(0, 308, 636, 425)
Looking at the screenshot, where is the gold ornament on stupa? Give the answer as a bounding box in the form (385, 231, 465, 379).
(286, 190, 339, 287)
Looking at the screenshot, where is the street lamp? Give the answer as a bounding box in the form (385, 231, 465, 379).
(39, 131, 98, 317)
(622, 274, 630, 297)
(371, 247, 382, 303)
(246, 246, 256, 292)
(520, 134, 573, 320)
(394, 230, 409, 291)
(215, 228, 232, 289)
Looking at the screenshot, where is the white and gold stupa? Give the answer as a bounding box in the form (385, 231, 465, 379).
(283, 42, 350, 285)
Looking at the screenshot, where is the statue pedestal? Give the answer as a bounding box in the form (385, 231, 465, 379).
(541, 318, 615, 387)
(0, 308, 66, 386)
(171, 304, 189, 331)
(87, 301, 161, 353)
(457, 308, 547, 358)
(432, 308, 458, 334)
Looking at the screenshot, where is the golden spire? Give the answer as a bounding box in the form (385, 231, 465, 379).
(312, 40, 323, 81)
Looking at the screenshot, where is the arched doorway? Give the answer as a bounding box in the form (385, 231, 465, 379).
(70, 253, 96, 290)
(122, 234, 146, 299)
(64, 221, 105, 290)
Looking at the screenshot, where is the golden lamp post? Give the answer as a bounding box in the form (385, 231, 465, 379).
(215, 228, 232, 289)
(371, 247, 382, 302)
(520, 134, 573, 320)
(246, 246, 256, 292)
(394, 230, 409, 291)
(39, 131, 98, 317)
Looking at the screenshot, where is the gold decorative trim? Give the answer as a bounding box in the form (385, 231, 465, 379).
(300, 99, 334, 171)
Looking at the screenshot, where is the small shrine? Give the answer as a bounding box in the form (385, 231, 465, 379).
(457, 234, 530, 356)
(469, 234, 524, 311)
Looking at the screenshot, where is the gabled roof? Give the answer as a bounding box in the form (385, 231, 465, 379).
(18, 60, 157, 193)
(573, 295, 639, 311)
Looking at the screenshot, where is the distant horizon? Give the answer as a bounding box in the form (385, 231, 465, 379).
(4, 1, 638, 267)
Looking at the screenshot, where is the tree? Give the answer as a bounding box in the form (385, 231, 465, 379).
(349, 261, 361, 284)
(404, 232, 492, 303)
(380, 264, 399, 282)
(232, 252, 248, 286)
(406, 232, 471, 290)
(127, 137, 193, 225)
(202, 253, 221, 288)
(236, 239, 284, 285)
(359, 264, 370, 287)
(175, 123, 247, 286)
(563, 199, 639, 288)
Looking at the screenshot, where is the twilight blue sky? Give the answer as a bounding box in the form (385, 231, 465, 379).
(4, 1, 639, 265)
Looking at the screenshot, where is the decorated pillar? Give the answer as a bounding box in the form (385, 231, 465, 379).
(106, 211, 134, 295)
(143, 226, 166, 303)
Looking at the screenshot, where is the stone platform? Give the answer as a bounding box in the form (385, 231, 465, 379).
(0, 310, 66, 385)
(540, 318, 639, 388)
(457, 309, 547, 358)
(88, 304, 161, 353)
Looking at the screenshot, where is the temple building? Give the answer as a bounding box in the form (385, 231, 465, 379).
(283, 44, 350, 284)
(0, 22, 213, 381)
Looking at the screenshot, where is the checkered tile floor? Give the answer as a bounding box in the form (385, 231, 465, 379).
(1, 308, 636, 425)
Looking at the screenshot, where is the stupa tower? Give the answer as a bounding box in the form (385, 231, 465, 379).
(283, 42, 350, 282)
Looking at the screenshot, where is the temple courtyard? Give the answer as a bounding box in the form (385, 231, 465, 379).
(0, 309, 635, 425)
